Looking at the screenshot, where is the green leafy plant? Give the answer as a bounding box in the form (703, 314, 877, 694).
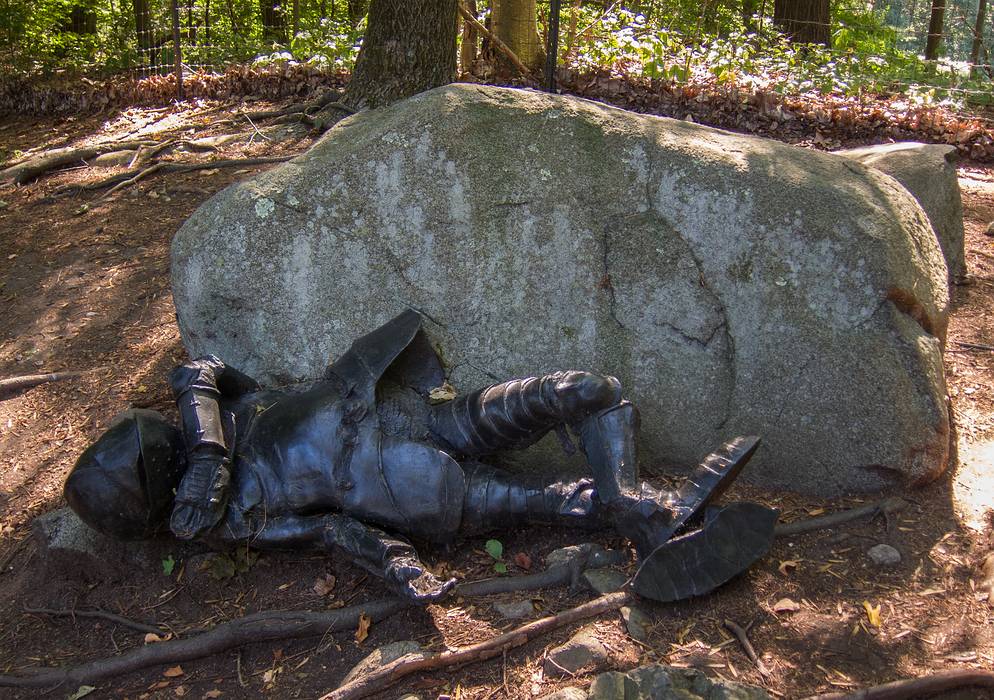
(161, 555, 176, 576)
(484, 538, 507, 574)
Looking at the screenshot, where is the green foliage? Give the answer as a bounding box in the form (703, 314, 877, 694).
(484, 538, 507, 574)
(161, 554, 176, 576)
(207, 547, 259, 580)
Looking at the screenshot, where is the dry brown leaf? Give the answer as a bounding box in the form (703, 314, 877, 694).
(862, 601, 882, 627)
(514, 552, 533, 570)
(174, 686, 187, 697)
(778, 559, 801, 575)
(355, 612, 371, 644)
(204, 691, 222, 699)
(772, 597, 801, 613)
(163, 665, 184, 678)
(313, 573, 336, 596)
(428, 382, 457, 404)
(144, 632, 170, 644)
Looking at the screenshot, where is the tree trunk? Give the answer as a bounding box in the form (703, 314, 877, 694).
(491, 0, 545, 73)
(292, 0, 300, 36)
(924, 0, 945, 60)
(460, 0, 479, 73)
(67, 5, 97, 34)
(971, 0, 987, 71)
(344, 0, 457, 110)
(773, 0, 831, 45)
(259, 0, 287, 42)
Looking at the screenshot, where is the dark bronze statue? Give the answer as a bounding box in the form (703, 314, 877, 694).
(64, 311, 777, 603)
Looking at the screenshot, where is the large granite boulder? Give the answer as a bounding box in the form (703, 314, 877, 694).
(172, 85, 950, 494)
(838, 142, 965, 284)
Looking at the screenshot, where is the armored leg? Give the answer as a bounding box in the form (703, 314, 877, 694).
(459, 464, 601, 535)
(429, 371, 622, 457)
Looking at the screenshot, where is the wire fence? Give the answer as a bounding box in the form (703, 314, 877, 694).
(2, 0, 994, 107)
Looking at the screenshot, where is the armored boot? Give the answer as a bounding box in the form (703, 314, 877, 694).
(429, 371, 622, 457)
(577, 401, 762, 558)
(459, 464, 601, 535)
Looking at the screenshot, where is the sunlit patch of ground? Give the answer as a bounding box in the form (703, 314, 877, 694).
(954, 438, 994, 531)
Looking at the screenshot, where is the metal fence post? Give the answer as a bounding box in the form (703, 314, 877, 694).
(171, 0, 184, 99)
(544, 0, 562, 92)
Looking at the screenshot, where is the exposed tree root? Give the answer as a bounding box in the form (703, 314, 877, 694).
(773, 497, 908, 537)
(723, 618, 769, 676)
(23, 606, 164, 636)
(1, 140, 157, 185)
(0, 369, 101, 400)
(0, 599, 409, 690)
(320, 590, 633, 700)
(801, 669, 994, 699)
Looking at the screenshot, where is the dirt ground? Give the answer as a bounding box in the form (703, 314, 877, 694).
(2, 98, 994, 700)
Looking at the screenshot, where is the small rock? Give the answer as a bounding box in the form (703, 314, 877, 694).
(620, 605, 651, 642)
(31, 508, 155, 581)
(537, 688, 586, 700)
(341, 640, 431, 685)
(986, 221, 994, 237)
(583, 568, 628, 594)
(545, 543, 602, 569)
(543, 625, 610, 678)
(589, 663, 771, 699)
(867, 543, 901, 567)
(493, 599, 535, 619)
(587, 671, 640, 699)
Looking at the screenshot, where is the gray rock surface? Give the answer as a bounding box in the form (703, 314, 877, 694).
(172, 84, 951, 494)
(839, 142, 965, 283)
(544, 626, 611, 677)
(493, 598, 536, 619)
(620, 605, 651, 642)
(583, 568, 628, 594)
(538, 689, 587, 700)
(867, 543, 902, 566)
(588, 664, 771, 699)
(341, 640, 430, 685)
(32, 508, 155, 581)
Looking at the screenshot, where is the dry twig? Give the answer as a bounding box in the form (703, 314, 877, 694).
(801, 669, 994, 699)
(0, 369, 101, 400)
(723, 619, 769, 676)
(23, 606, 163, 636)
(320, 590, 633, 700)
(774, 497, 907, 537)
(457, 2, 539, 83)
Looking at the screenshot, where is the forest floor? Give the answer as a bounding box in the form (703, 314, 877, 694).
(1, 95, 994, 700)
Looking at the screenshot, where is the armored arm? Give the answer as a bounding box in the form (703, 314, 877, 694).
(325, 515, 456, 603)
(168, 356, 258, 540)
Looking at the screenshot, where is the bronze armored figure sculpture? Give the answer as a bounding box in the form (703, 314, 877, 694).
(64, 310, 777, 603)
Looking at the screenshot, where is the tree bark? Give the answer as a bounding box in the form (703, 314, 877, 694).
(924, 0, 945, 60)
(491, 0, 545, 73)
(970, 0, 987, 72)
(344, 0, 457, 110)
(773, 0, 831, 45)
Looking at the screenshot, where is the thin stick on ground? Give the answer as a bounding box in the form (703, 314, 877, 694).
(723, 618, 769, 676)
(319, 590, 633, 700)
(0, 369, 103, 400)
(23, 606, 164, 636)
(774, 497, 907, 537)
(801, 668, 994, 699)
(0, 598, 409, 690)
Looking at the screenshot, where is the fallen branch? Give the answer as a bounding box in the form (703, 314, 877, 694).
(801, 669, 994, 699)
(458, 2, 539, 83)
(1, 140, 156, 185)
(954, 340, 994, 352)
(0, 598, 408, 689)
(100, 162, 165, 199)
(0, 369, 100, 400)
(62, 156, 293, 195)
(320, 590, 633, 700)
(23, 606, 163, 636)
(723, 618, 769, 676)
(774, 497, 907, 537)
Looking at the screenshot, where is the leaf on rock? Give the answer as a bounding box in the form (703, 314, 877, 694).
(428, 382, 457, 404)
(355, 612, 371, 644)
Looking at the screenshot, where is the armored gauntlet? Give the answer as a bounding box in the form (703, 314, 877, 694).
(168, 356, 233, 540)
